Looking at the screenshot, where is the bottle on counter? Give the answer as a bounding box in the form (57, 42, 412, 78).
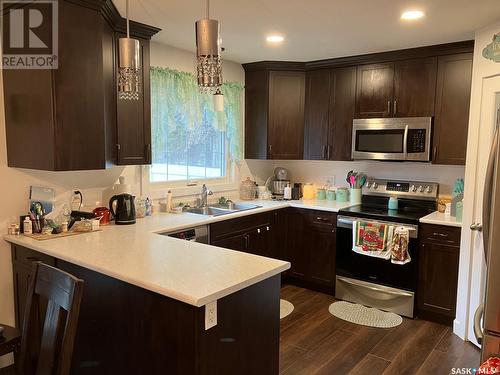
(284, 183, 292, 200)
(166, 190, 173, 213)
(23, 216, 32, 235)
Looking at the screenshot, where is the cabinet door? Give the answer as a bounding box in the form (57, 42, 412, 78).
(285, 209, 307, 279)
(418, 242, 460, 317)
(268, 71, 305, 159)
(116, 36, 152, 165)
(244, 70, 269, 159)
(394, 57, 437, 117)
(211, 233, 249, 252)
(329, 67, 356, 160)
(355, 63, 394, 118)
(304, 70, 331, 160)
(248, 225, 271, 257)
(433, 53, 473, 165)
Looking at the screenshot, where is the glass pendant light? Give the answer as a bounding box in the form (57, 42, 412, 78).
(195, 0, 223, 95)
(118, 0, 141, 100)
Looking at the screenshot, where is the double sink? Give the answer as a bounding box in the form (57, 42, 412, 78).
(185, 203, 261, 217)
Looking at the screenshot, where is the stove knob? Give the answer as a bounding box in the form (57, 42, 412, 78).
(373, 182, 379, 190)
(410, 185, 417, 192)
(418, 185, 424, 193)
(366, 182, 372, 189)
(426, 186, 433, 193)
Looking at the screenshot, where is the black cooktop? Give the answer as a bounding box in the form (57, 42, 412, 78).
(338, 196, 437, 225)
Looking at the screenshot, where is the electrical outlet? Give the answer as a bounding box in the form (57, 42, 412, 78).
(328, 176, 335, 186)
(205, 300, 217, 330)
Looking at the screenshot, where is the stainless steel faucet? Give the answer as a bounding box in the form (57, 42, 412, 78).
(200, 184, 213, 208)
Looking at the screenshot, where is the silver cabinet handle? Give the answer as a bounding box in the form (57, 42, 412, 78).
(257, 228, 261, 234)
(470, 223, 483, 232)
(432, 232, 449, 237)
(473, 303, 484, 344)
(387, 100, 391, 115)
(393, 99, 397, 115)
(266, 226, 270, 231)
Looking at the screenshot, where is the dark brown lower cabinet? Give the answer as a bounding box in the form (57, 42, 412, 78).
(10, 245, 281, 374)
(210, 210, 286, 259)
(285, 209, 337, 293)
(418, 224, 461, 325)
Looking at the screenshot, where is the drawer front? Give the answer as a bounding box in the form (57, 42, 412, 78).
(12, 245, 56, 267)
(420, 224, 461, 246)
(210, 212, 275, 240)
(307, 210, 337, 227)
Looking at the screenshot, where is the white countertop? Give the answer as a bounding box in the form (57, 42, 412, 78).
(419, 211, 462, 228)
(3, 199, 352, 307)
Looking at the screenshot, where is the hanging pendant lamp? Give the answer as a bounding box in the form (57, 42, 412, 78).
(195, 0, 223, 95)
(118, 0, 141, 100)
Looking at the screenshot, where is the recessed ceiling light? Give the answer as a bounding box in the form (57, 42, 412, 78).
(401, 10, 424, 20)
(266, 35, 284, 43)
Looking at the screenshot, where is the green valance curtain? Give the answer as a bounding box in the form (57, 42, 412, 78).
(150, 66, 244, 164)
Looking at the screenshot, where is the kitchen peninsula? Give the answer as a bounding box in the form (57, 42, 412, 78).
(4, 203, 294, 374)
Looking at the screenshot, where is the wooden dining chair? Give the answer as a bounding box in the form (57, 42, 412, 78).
(0, 262, 83, 375)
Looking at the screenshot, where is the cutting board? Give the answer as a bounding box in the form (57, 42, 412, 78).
(23, 229, 101, 241)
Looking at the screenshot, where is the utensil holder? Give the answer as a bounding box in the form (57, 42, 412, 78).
(350, 188, 362, 204)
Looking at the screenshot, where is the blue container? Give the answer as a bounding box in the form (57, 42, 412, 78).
(388, 197, 399, 210)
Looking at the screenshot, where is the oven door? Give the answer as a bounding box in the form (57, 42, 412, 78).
(336, 215, 419, 291)
(351, 117, 432, 161)
(336, 215, 419, 317)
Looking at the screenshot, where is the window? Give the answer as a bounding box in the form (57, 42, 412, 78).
(149, 67, 243, 185)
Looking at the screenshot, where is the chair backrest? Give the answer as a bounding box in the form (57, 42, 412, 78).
(18, 262, 84, 375)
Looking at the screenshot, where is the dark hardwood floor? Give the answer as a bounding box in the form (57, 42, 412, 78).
(279, 284, 480, 375)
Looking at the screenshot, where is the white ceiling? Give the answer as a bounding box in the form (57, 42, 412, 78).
(113, 0, 500, 63)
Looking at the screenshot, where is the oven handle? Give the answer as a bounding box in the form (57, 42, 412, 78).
(337, 215, 418, 238)
(337, 276, 414, 297)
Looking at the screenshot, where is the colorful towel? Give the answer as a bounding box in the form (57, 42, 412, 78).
(352, 221, 393, 260)
(389, 226, 411, 265)
(352, 221, 411, 265)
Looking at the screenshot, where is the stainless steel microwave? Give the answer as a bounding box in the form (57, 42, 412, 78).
(351, 117, 432, 161)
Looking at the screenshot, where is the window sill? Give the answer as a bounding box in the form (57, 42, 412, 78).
(144, 181, 239, 200)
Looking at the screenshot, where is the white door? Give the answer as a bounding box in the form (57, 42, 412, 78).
(465, 76, 500, 347)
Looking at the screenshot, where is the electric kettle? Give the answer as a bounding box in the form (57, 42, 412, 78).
(109, 194, 136, 225)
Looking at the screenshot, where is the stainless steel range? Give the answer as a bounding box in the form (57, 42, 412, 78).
(335, 178, 438, 317)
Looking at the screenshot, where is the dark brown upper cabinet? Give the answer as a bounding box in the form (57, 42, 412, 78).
(304, 67, 356, 160)
(394, 57, 437, 117)
(245, 41, 473, 165)
(2, 0, 159, 171)
(355, 58, 437, 119)
(304, 70, 331, 160)
(115, 35, 152, 165)
(355, 63, 394, 118)
(433, 53, 473, 165)
(244, 67, 305, 160)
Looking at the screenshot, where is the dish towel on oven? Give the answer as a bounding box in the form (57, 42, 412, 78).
(388, 226, 411, 264)
(352, 221, 393, 260)
(352, 222, 411, 264)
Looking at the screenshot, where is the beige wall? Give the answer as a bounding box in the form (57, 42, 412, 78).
(271, 160, 464, 196)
